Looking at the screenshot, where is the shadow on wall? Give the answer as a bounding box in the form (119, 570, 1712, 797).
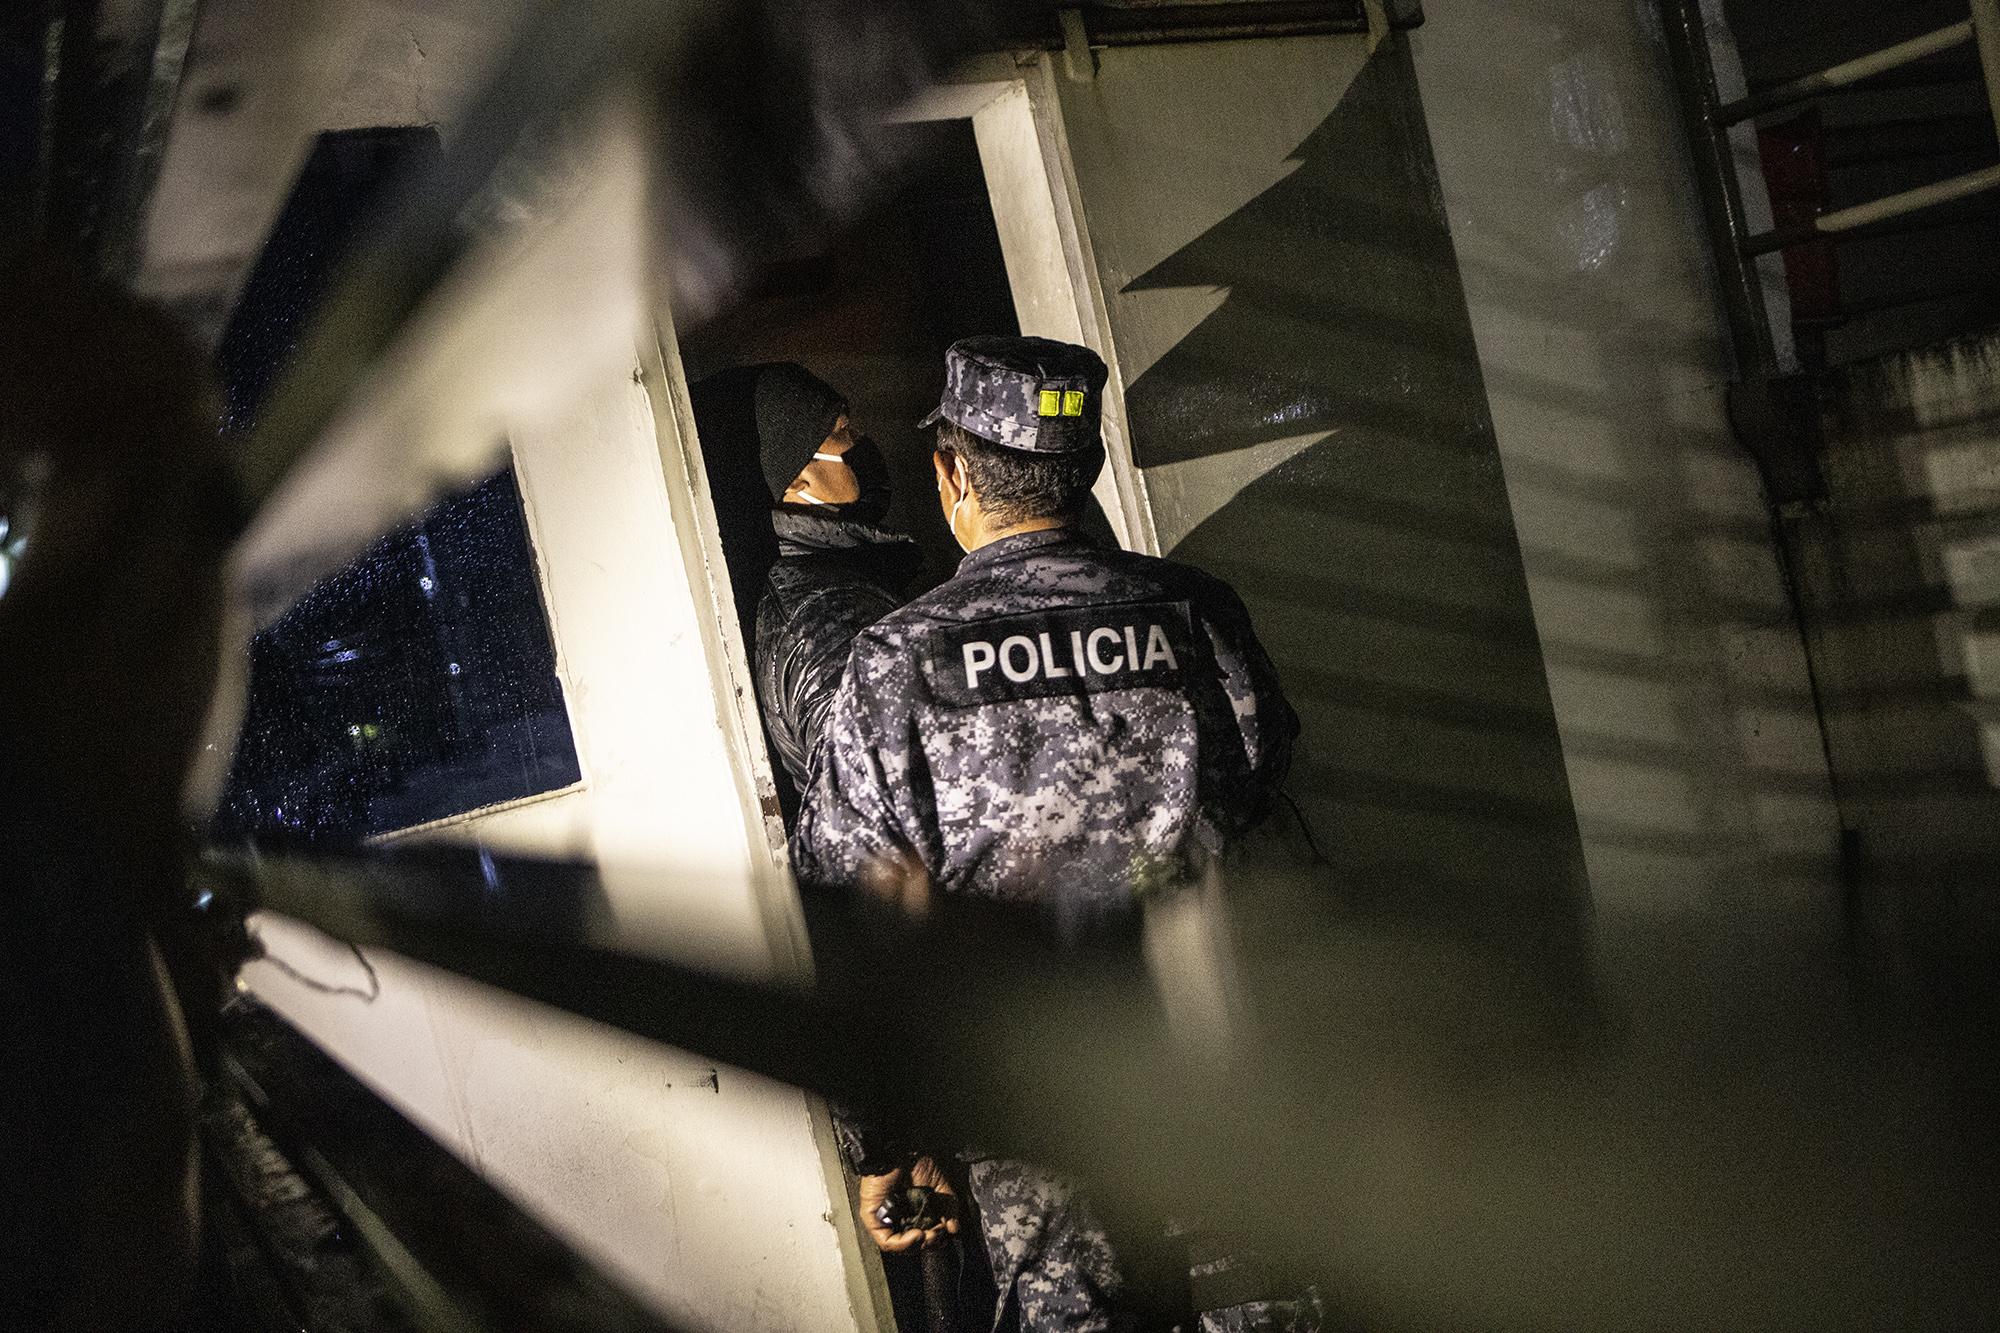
(1114, 20, 1850, 987)
(1121, 42, 1590, 948)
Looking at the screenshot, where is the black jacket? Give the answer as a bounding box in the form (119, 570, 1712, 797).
(754, 508, 923, 792)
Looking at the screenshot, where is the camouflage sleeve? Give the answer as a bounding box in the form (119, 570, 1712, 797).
(790, 639, 919, 890)
(1202, 584, 1299, 829)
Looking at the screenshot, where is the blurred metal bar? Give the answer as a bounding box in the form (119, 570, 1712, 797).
(0, 5, 68, 241)
(1730, 3, 2000, 259)
(1714, 20, 1973, 125)
(1751, 58, 1984, 97)
(234, 0, 667, 512)
(195, 844, 1998, 1330)
(1784, 198, 1999, 249)
(197, 845, 1090, 1144)
(101, 0, 198, 280)
(1813, 161, 2000, 230)
(39, 0, 195, 275)
(1657, 0, 1778, 377)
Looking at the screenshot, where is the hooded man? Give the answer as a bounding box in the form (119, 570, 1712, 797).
(689, 363, 922, 796)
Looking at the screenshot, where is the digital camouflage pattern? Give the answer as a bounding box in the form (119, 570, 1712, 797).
(791, 527, 1296, 927)
(918, 336, 1110, 454)
(1198, 1296, 1330, 1333)
(962, 1160, 1326, 1333)
(965, 1157, 1126, 1333)
(1186, 1234, 1330, 1333)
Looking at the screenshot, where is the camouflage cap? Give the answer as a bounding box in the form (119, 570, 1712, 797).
(918, 335, 1109, 454)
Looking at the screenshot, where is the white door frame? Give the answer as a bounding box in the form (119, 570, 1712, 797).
(891, 59, 1161, 557)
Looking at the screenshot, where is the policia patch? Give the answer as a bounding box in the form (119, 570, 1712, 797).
(922, 602, 1196, 708)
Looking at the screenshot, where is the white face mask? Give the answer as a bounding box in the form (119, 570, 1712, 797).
(792, 451, 849, 505)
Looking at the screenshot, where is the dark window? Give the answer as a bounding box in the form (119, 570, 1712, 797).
(213, 127, 580, 842)
(217, 467, 580, 841)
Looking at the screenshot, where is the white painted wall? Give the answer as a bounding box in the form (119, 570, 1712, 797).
(970, 77, 1150, 552)
(1408, 2, 1841, 929)
(1044, 38, 1371, 556)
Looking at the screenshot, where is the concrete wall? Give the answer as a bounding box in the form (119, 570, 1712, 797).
(1783, 331, 2000, 975)
(1037, 6, 1844, 978)
(1409, 4, 1843, 948)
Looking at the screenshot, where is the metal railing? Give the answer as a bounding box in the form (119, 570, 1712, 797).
(1661, 0, 2000, 373)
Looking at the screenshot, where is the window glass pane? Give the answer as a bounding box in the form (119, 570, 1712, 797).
(217, 466, 580, 841)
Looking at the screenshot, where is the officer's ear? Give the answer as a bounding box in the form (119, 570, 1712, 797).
(932, 449, 959, 497)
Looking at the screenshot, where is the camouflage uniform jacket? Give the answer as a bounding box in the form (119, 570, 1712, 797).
(754, 508, 922, 791)
(792, 527, 1296, 923)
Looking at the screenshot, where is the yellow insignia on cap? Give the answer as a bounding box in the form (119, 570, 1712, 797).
(1037, 388, 1062, 417)
(1062, 390, 1086, 417)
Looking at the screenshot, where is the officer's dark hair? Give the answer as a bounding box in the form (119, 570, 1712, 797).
(934, 421, 1104, 527)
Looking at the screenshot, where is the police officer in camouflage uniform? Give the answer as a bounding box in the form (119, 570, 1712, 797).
(793, 336, 1298, 1332)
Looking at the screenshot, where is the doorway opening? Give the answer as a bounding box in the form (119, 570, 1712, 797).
(679, 114, 1026, 824)
(681, 116, 1022, 591)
